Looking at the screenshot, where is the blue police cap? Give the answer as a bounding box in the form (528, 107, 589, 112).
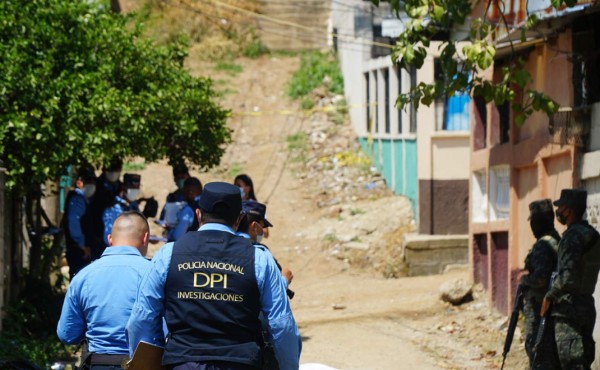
(242, 200, 273, 227)
(199, 182, 242, 215)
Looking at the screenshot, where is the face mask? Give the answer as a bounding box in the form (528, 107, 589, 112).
(254, 223, 264, 244)
(239, 187, 245, 198)
(83, 184, 96, 199)
(556, 209, 567, 225)
(176, 179, 186, 190)
(106, 171, 120, 183)
(126, 188, 140, 202)
(256, 232, 264, 244)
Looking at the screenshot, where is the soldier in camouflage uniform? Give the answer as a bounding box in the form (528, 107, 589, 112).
(541, 189, 600, 370)
(520, 199, 560, 369)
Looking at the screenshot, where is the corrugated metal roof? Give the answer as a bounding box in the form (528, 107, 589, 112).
(487, 0, 593, 28)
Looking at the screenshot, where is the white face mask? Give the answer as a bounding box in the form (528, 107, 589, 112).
(176, 179, 186, 190)
(239, 187, 245, 198)
(106, 171, 120, 183)
(126, 188, 140, 202)
(254, 223, 264, 244)
(83, 184, 96, 199)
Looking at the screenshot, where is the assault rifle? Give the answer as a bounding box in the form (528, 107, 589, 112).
(531, 271, 558, 369)
(501, 284, 526, 370)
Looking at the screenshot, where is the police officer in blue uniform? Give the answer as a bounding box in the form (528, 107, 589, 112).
(238, 201, 293, 289)
(57, 211, 152, 369)
(167, 177, 203, 242)
(159, 162, 191, 226)
(63, 165, 97, 278)
(102, 173, 141, 249)
(83, 158, 123, 260)
(237, 201, 294, 370)
(127, 182, 301, 370)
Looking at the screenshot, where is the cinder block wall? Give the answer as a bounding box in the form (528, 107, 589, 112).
(258, 0, 330, 51)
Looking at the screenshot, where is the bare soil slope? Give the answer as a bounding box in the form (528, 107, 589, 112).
(136, 55, 527, 370)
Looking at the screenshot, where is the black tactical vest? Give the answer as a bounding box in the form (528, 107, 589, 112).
(164, 229, 261, 367)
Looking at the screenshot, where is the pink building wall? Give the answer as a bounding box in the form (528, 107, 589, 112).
(469, 29, 577, 314)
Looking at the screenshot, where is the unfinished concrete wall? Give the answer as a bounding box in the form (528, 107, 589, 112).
(403, 235, 468, 276)
(257, 0, 330, 51)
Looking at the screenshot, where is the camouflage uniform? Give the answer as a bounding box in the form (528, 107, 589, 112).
(546, 195, 600, 370)
(521, 199, 561, 369)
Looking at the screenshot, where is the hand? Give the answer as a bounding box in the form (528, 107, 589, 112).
(540, 297, 551, 317)
(82, 246, 92, 261)
(282, 268, 293, 284)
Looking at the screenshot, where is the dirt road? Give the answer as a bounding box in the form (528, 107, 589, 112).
(137, 55, 526, 369)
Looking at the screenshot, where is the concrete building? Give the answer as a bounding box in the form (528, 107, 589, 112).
(468, 0, 600, 315)
(257, 0, 331, 51)
(332, 1, 471, 236)
(331, 1, 472, 275)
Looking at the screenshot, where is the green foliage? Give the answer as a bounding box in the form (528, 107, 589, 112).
(243, 37, 269, 59)
(0, 280, 74, 367)
(328, 98, 349, 125)
(376, 0, 565, 125)
(287, 132, 309, 162)
(0, 0, 230, 195)
(300, 97, 316, 110)
(287, 52, 344, 99)
(227, 162, 243, 178)
(214, 61, 244, 75)
(123, 160, 147, 171)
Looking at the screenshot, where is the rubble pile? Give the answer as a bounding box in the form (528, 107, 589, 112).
(292, 94, 415, 275)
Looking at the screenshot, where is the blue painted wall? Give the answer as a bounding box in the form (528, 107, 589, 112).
(359, 137, 418, 216)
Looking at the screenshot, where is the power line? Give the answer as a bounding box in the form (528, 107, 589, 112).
(161, 0, 395, 53)
(204, 0, 394, 49)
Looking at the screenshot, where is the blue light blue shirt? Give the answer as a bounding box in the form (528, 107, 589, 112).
(67, 188, 87, 248)
(126, 223, 302, 369)
(236, 232, 289, 289)
(57, 246, 151, 354)
(167, 205, 195, 242)
(102, 196, 139, 247)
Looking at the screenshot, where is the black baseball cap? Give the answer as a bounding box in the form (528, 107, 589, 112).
(199, 182, 242, 216)
(77, 165, 96, 182)
(242, 200, 273, 227)
(123, 173, 141, 187)
(172, 162, 189, 176)
(553, 189, 587, 208)
(528, 199, 553, 220)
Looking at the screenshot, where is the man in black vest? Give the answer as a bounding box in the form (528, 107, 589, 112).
(127, 182, 302, 370)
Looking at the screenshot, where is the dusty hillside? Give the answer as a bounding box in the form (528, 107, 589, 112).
(131, 53, 529, 369)
(116, 1, 528, 368)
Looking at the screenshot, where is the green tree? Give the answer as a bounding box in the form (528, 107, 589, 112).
(371, 0, 583, 124)
(0, 0, 229, 292)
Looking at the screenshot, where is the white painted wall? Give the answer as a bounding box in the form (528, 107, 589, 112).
(331, 0, 371, 137)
